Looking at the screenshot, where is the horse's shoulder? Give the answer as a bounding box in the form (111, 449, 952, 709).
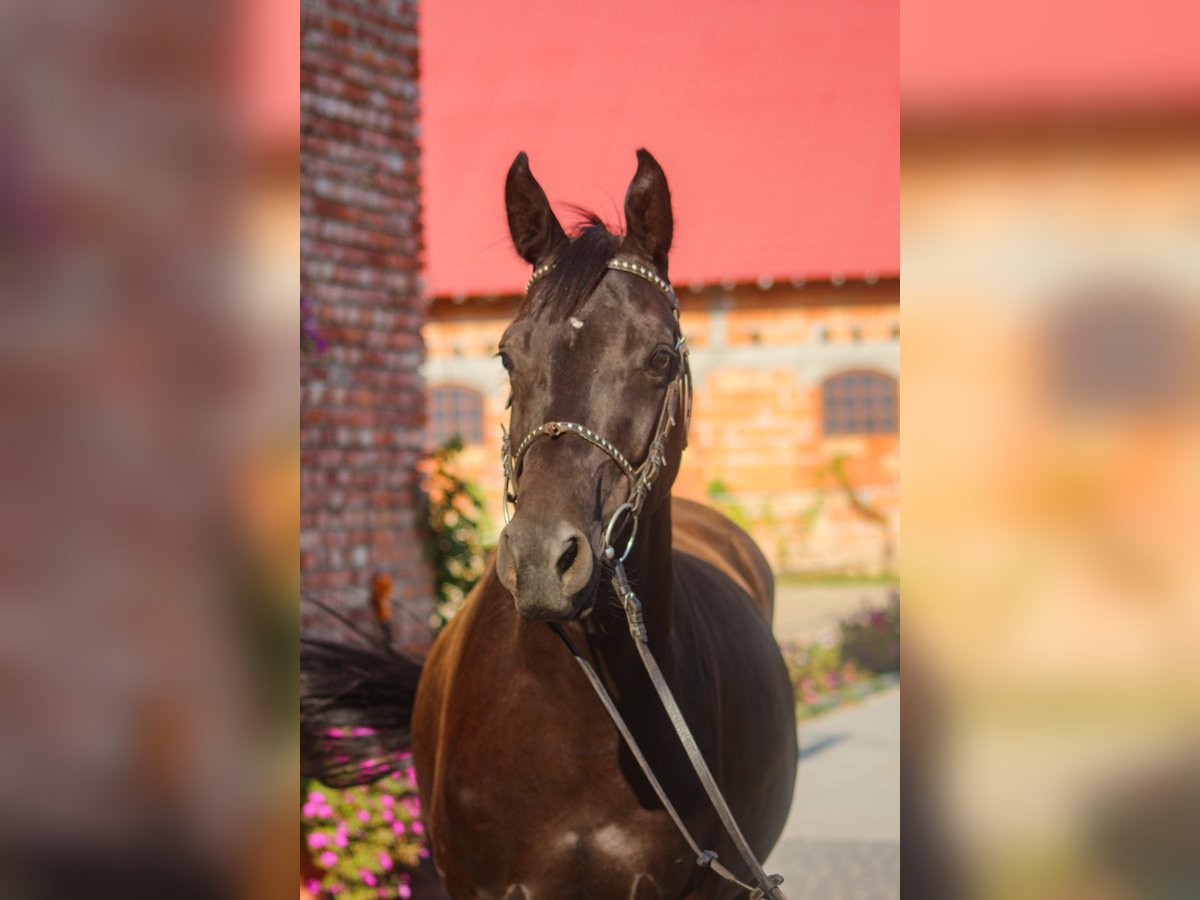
(670, 496, 774, 622)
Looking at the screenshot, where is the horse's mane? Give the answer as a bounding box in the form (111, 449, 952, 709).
(516, 211, 621, 323)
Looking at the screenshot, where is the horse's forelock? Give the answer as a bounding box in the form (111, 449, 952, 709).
(517, 213, 621, 323)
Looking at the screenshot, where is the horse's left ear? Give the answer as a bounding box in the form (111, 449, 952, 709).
(623, 149, 673, 275)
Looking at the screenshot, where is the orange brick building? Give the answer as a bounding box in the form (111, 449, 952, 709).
(424, 279, 898, 575)
(416, 0, 899, 575)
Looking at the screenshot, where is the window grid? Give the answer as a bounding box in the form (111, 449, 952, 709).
(428, 385, 484, 447)
(822, 371, 897, 435)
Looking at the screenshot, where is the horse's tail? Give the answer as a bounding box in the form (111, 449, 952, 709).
(300, 619, 424, 788)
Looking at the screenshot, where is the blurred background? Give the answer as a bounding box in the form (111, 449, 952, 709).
(0, 0, 298, 895)
(903, 1, 1200, 897)
(7, 0, 1197, 896)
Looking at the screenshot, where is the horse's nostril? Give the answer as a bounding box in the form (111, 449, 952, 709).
(556, 537, 579, 578)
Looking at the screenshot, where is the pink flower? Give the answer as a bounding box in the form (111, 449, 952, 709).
(308, 791, 326, 805)
(305, 878, 322, 894)
(378, 852, 393, 871)
(352, 726, 376, 737)
(357, 809, 371, 823)
(307, 831, 330, 850)
(319, 850, 338, 869)
(334, 830, 349, 848)
(361, 869, 377, 887)
(302, 803, 317, 818)
(398, 885, 412, 899)
(382, 809, 394, 823)
(380, 795, 395, 808)
(317, 805, 333, 819)
(326, 728, 345, 738)
(412, 820, 424, 835)
(419, 847, 430, 859)
(392, 821, 407, 835)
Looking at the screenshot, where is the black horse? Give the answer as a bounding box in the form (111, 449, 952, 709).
(304, 150, 797, 899)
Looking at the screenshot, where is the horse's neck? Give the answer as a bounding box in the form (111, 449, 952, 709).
(623, 498, 675, 647)
(582, 498, 676, 691)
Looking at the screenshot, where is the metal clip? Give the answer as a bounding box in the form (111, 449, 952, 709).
(612, 562, 647, 643)
(748, 874, 786, 900)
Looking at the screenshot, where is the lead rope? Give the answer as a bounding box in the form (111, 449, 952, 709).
(550, 560, 787, 900)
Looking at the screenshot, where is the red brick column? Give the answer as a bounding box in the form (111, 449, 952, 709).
(300, 0, 433, 642)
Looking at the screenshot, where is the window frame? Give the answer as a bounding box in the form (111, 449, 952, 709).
(427, 383, 485, 448)
(821, 370, 897, 436)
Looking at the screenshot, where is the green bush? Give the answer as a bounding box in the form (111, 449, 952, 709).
(839, 591, 900, 674)
(422, 437, 489, 630)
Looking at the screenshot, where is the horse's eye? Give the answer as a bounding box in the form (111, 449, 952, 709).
(498, 350, 515, 373)
(649, 348, 673, 372)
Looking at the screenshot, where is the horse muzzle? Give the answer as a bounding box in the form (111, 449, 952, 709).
(496, 517, 599, 621)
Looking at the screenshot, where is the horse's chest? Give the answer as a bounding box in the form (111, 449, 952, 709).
(429, 711, 695, 898)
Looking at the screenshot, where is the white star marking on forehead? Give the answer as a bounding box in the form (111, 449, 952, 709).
(568, 317, 584, 329)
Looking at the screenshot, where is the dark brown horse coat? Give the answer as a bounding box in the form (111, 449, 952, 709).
(412, 495, 795, 899)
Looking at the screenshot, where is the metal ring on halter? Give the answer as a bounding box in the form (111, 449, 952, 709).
(602, 502, 638, 564)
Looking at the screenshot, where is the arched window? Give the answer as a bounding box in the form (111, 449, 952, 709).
(428, 385, 484, 447)
(822, 371, 897, 435)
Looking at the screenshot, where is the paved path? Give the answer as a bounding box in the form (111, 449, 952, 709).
(772, 584, 895, 645)
(766, 687, 900, 900)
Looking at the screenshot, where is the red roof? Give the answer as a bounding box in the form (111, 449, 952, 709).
(903, 0, 1200, 117)
(418, 0, 899, 298)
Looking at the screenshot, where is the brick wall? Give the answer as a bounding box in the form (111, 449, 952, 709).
(300, 0, 433, 641)
(422, 280, 900, 576)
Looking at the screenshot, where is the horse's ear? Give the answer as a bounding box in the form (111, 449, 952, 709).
(505, 152, 567, 266)
(623, 148, 673, 275)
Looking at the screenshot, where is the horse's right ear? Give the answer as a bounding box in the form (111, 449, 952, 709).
(505, 152, 567, 266)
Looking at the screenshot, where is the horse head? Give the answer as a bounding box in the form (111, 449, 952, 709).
(495, 149, 689, 621)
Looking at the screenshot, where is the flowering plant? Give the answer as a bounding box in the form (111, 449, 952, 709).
(839, 591, 900, 674)
(780, 639, 868, 718)
(780, 593, 900, 719)
(301, 752, 429, 899)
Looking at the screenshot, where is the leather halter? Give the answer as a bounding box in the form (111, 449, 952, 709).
(500, 257, 693, 562)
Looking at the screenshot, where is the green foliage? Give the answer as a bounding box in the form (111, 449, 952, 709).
(423, 437, 489, 630)
(704, 478, 753, 530)
(839, 591, 900, 674)
(301, 762, 425, 899)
